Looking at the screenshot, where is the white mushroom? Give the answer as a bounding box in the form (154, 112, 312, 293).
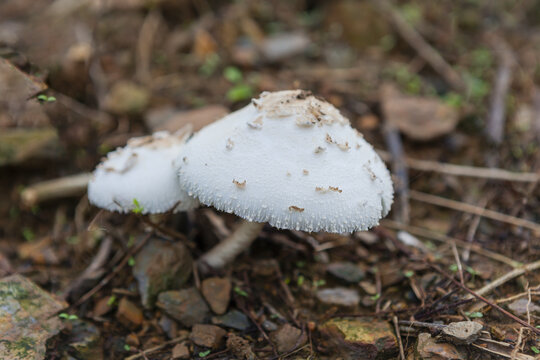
(88, 127, 199, 214)
(178, 90, 393, 268)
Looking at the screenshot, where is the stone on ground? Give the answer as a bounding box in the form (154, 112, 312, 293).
(157, 288, 210, 327)
(319, 317, 398, 360)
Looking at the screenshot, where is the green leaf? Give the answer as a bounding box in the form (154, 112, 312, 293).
(128, 257, 135, 267)
(59, 313, 69, 319)
(22, 227, 35, 242)
(226, 84, 253, 102)
(313, 279, 326, 288)
(234, 286, 248, 297)
(199, 350, 211, 357)
(107, 295, 117, 307)
(403, 270, 414, 278)
(297, 275, 305, 286)
(132, 198, 144, 214)
(465, 311, 483, 318)
(199, 53, 220, 77)
(370, 293, 381, 301)
(124, 344, 131, 351)
(531, 346, 539, 354)
(449, 264, 458, 272)
(223, 66, 243, 83)
(127, 235, 135, 248)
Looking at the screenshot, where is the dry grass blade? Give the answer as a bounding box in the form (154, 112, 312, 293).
(428, 263, 540, 336)
(376, 149, 540, 182)
(381, 219, 522, 268)
(124, 335, 188, 360)
(464, 260, 540, 300)
(409, 190, 540, 233)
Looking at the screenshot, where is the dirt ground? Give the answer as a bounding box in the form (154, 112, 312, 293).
(0, 0, 539, 359)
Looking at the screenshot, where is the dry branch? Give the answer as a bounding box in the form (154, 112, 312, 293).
(372, 0, 465, 91)
(21, 173, 92, 207)
(485, 35, 516, 145)
(376, 149, 540, 182)
(409, 190, 540, 233)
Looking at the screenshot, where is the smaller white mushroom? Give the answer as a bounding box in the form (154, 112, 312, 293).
(88, 127, 198, 214)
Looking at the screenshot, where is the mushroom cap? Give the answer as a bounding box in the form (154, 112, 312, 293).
(88, 129, 199, 214)
(178, 90, 393, 233)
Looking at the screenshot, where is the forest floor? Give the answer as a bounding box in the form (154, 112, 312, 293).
(0, 0, 539, 359)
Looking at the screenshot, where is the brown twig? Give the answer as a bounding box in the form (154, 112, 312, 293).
(62, 236, 113, 300)
(71, 232, 153, 308)
(125, 334, 188, 360)
(382, 120, 410, 224)
(372, 0, 465, 91)
(135, 10, 162, 85)
(427, 263, 540, 336)
(464, 259, 540, 300)
(393, 316, 406, 360)
(409, 190, 540, 233)
(381, 219, 522, 268)
(376, 149, 540, 182)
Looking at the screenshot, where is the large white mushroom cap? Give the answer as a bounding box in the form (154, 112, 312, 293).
(178, 90, 393, 233)
(88, 128, 199, 214)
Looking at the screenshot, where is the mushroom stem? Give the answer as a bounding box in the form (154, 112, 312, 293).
(200, 221, 264, 269)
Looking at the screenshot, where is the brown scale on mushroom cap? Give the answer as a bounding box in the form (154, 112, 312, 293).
(253, 90, 348, 127)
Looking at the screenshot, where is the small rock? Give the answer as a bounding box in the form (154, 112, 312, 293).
(157, 288, 210, 327)
(316, 287, 360, 307)
(212, 310, 251, 331)
(262, 320, 279, 332)
(133, 238, 193, 308)
(358, 280, 377, 295)
(190, 324, 227, 349)
(17, 236, 60, 265)
(319, 317, 398, 360)
(116, 298, 143, 329)
(0, 274, 67, 360)
(508, 298, 540, 316)
(171, 342, 190, 359)
(159, 315, 178, 339)
(442, 321, 483, 345)
(415, 333, 464, 360)
(381, 84, 459, 141)
(327, 262, 365, 283)
(146, 105, 228, 133)
(92, 296, 114, 318)
(271, 324, 307, 353)
(103, 81, 150, 114)
(226, 333, 256, 360)
(201, 277, 231, 315)
(67, 320, 104, 360)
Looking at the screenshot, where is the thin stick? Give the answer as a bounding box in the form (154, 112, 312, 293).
(371, 0, 465, 91)
(21, 173, 92, 207)
(383, 122, 410, 224)
(72, 232, 152, 308)
(125, 335, 188, 360)
(464, 259, 540, 300)
(471, 343, 535, 360)
(409, 190, 540, 233)
(450, 241, 464, 285)
(485, 35, 516, 145)
(381, 219, 522, 268)
(393, 316, 406, 360)
(428, 263, 540, 336)
(376, 149, 539, 183)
